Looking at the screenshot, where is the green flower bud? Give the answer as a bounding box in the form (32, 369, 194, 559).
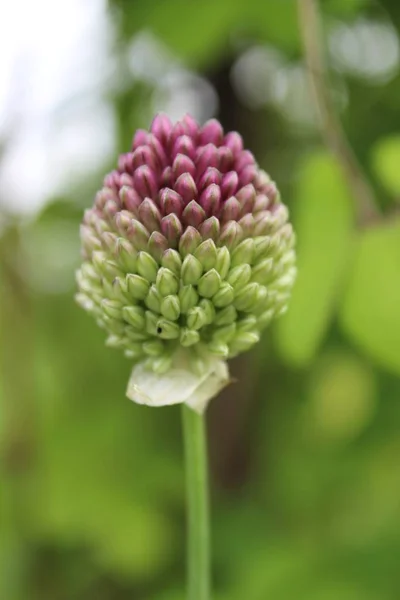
(214, 247, 231, 278)
(137, 251, 158, 283)
(212, 282, 235, 308)
(251, 258, 274, 284)
(208, 340, 229, 358)
(179, 226, 202, 257)
(116, 238, 138, 272)
(102, 299, 123, 320)
(234, 282, 260, 311)
(187, 307, 207, 330)
(143, 339, 165, 356)
(179, 285, 199, 314)
(127, 273, 150, 300)
(236, 316, 258, 332)
(161, 295, 181, 321)
(194, 239, 217, 271)
(122, 305, 146, 330)
(145, 285, 163, 313)
(197, 269, 221, 298)
(156, 267, 179, 296)
(161, 249, 182, 276)
(229, 331, 260, 355)
(156, 318, 180, 339)
(214, 305, 237, 326)
(180, 328, 200, 347)
(230, 239, 255, 267)
(198, 299, 215, 325)
(145, 310, 159, 336)
(212, 323, 236, 343)
(253, 236, 272, 262)
(227, 264, 251, 291)
(181, 255, 203, 285)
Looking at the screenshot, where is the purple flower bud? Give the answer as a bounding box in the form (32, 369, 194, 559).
(172, 135, 196, 160)
(218, 147, 234, 172)
(239, 164, 257, 186)
(220, 197, 241, 222)
(150, 113, 173, 145)
(174, 173, 197, 203)
(221, 171, 239, 198)
(77, 113, 296, 373)
(198, 167, 222, 191)
(148, 231, 169, 263)
(199, 216, 220, 241)
(138, 198, 161, 231)
(133, 165, 158, 199)
(199, 119, 224, 146)
(120, 186, 142, 214)
(161, 213, 183, 247)
(130, 146, 158, 172)
(224, 131, 243, 156)
(172, 153, 196, 179)
(182, 200, 206, 228)
(132, 129, 149, 150)
(181, 113, 200, 139)
(195, 144, 219, 176)
(199, 184, 221, 216)
(160, 188, 184, 217)
(179, 226, 202, 257)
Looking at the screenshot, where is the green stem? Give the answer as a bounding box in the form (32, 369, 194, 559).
(182, 405, 211, 600)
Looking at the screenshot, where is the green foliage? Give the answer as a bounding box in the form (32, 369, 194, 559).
(340, 219, 400, 374)
(276, 152, 353, 366)
(371, 135, 400, 199)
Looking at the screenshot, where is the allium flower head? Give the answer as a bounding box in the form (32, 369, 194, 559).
(76, 114, 296, 411)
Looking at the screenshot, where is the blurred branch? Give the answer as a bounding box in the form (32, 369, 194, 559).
(297, 0, 380, 227)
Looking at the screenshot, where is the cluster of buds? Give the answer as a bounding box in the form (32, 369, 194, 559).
(76, 114, 296, 408)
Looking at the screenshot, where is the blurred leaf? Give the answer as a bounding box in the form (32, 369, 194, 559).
(305, 351, 377, 443)
(371, 135, 400, 199)
(276, 152, 353, 366)
(324, 0, 371, 16)
(113, 0, 243, 66)
(340, 219, 400, 374)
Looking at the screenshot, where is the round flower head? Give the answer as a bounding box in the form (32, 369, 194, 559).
(76, 114, 296, 411)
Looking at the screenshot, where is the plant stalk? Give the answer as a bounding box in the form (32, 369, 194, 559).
(182, 405, 211, 600)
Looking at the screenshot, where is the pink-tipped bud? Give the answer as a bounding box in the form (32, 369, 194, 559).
(172, 153, 196, 179)
(133, 165, 158, 199)
(138, 198, 161, 231)
(131, 146, 158, 172)
(161, 213, 183, 247)
(199, 184, 221, 216)
(195, 143, 219, 175)
(236, 184, 256, 214)
(150, 113, 173, 146)
(172, 135, 196, 160)
(220, 197, 241, 222)
(218, 146, 233, 172)
(199, 119, 224, 146)
(174, 173, 197, 203)
(221, 171, 239, 198)
(160, 188, 184, 217)
(199, 216, 220, 241)
(181, 113, 199, 139)
(132, 129, 149, 150)
(182, 200, 206, 228)
(119, 186, 142, 214)
(198, 167, 222, 190)
(239, 164, 257, 186)
(224, 131, 243, 156)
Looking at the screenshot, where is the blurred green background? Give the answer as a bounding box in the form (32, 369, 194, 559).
(1, 0, 400, 598)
